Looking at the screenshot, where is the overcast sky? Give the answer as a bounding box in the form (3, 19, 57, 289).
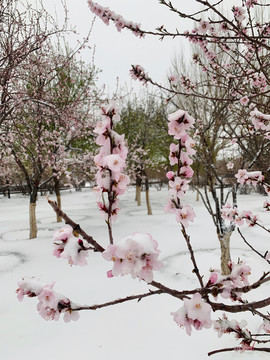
(40, 0, 201, 93)
(42, 0, 237, 94)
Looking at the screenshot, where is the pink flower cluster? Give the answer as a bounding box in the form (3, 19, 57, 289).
(235, 169, 264, 185)
(232, 6, 246, 23)
(251, 109, 270, 132)
(16, 277, 79, 322)
(239, 96, 249, 106)
(93, 102, 130, 223)
(87, 1, 143, 37)
(165, 109, 196, 227)
(102, 233, 162, 283)
(226, 161, 234, 170)
(245, 0, 258, 9)
(168, 74, 195, 92)
(53, 225, 89, 266)
(235, 169, 270, 197)
(171, 293, 212, 335)
(207, 261, 251, 300)
(221, 203, 260, 227)
(129, 65, 149, 85)
(213, 314, 251, 342)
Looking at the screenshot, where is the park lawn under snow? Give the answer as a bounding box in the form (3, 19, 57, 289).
(0, 186, 270, 360)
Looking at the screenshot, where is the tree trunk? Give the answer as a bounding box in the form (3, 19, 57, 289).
(29, 202, 37, 239)
(218, 232, 232, 276)
(196, 189, 199, 201)
(29, 188, 38, 239)
(145, 177, 152, 215)
(54, 177, 62, 223)
(135, 176, 142, 206)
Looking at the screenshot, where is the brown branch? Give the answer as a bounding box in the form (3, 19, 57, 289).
(237, 228, 270, 262)
(208, 347, 270, 356)
(72, 290, 164, 311)
(209, 296, 270, 313)
(48, 199, 105, 253)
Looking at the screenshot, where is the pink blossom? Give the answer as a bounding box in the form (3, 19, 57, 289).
(182, 135, 196, 155)
(239, 96, 249, 106)
(112, 173, 130, 195)
(169, 143, 179, 165)
(53, 226, 89, 267)
(166, 171, 175, 180)
(209, 272, 219, 284)
(169, 177, 190, 199)
(251, 109, 270, 131)
(96, 169, 111, 191)
(164, 199, 177, 214)
(175, 205, 196, 227)
(230, 262, 251, 286)
(130, 65, 149, 84)
(235, 169, 248, 184)
(53, 225, 73, 242)
(168, 109, 195, 139)
(232, 6, 246, 22)
(180, 151, 193, 166)
(171, 293, 212, 335)
(93, 118, 111, 135)
(16, 276, 44, 301)
(180, 166, 194, 178)
(213, 314, 249, 338)
(198, 21, 211, 34)
(103, 154, 125, 173)
(226, 162, 234, 170)
(169, 74, 179, 85)
(102, 233, 162, 283)
(63, 309, 80, 322)
(245, 0, 258, 9)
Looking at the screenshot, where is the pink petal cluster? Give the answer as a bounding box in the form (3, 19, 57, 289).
(232, 6, 246, 23)
(226, 161, 234, 169)
(206, 261, 251, 300)
(168, 109, 195, 140)
(165, 109, 196, 227)
(175, 205, 196, 227)
(53, 225, 89, 266)
(129, 64, 149, 85)
(221, 203, 261, 227)
(245, 0, 258, 9)
(235, 169, 264, 185)
(102, 233, 162, 283)
(87, 1, 143, 37)
(239, 96, 249, 106)
(197, 21, 211, 34)
(16, 277, 79, 322)
(171, 293, 212, 335)
(251, 109, 270, 132)
(213, 314, 250, 339)
(93, 102, 130, 223)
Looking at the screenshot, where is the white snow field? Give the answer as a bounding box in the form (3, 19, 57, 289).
(0, 186, 269, 360)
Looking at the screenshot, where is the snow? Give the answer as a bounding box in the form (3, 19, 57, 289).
(0, 186, 269, 360)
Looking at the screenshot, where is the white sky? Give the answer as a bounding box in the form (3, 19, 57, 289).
(42, 0, 202, 93)
(41, 0, 239, 93)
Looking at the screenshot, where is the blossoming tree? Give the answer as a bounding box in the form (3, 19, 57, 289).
(16, 0, 270, 357)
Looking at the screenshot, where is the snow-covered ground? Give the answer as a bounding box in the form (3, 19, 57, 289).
(0, 186, 269, 360)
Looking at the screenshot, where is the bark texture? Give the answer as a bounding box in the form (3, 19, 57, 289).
(218, 232, 232, 275)
(29, 202, 37, 239)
